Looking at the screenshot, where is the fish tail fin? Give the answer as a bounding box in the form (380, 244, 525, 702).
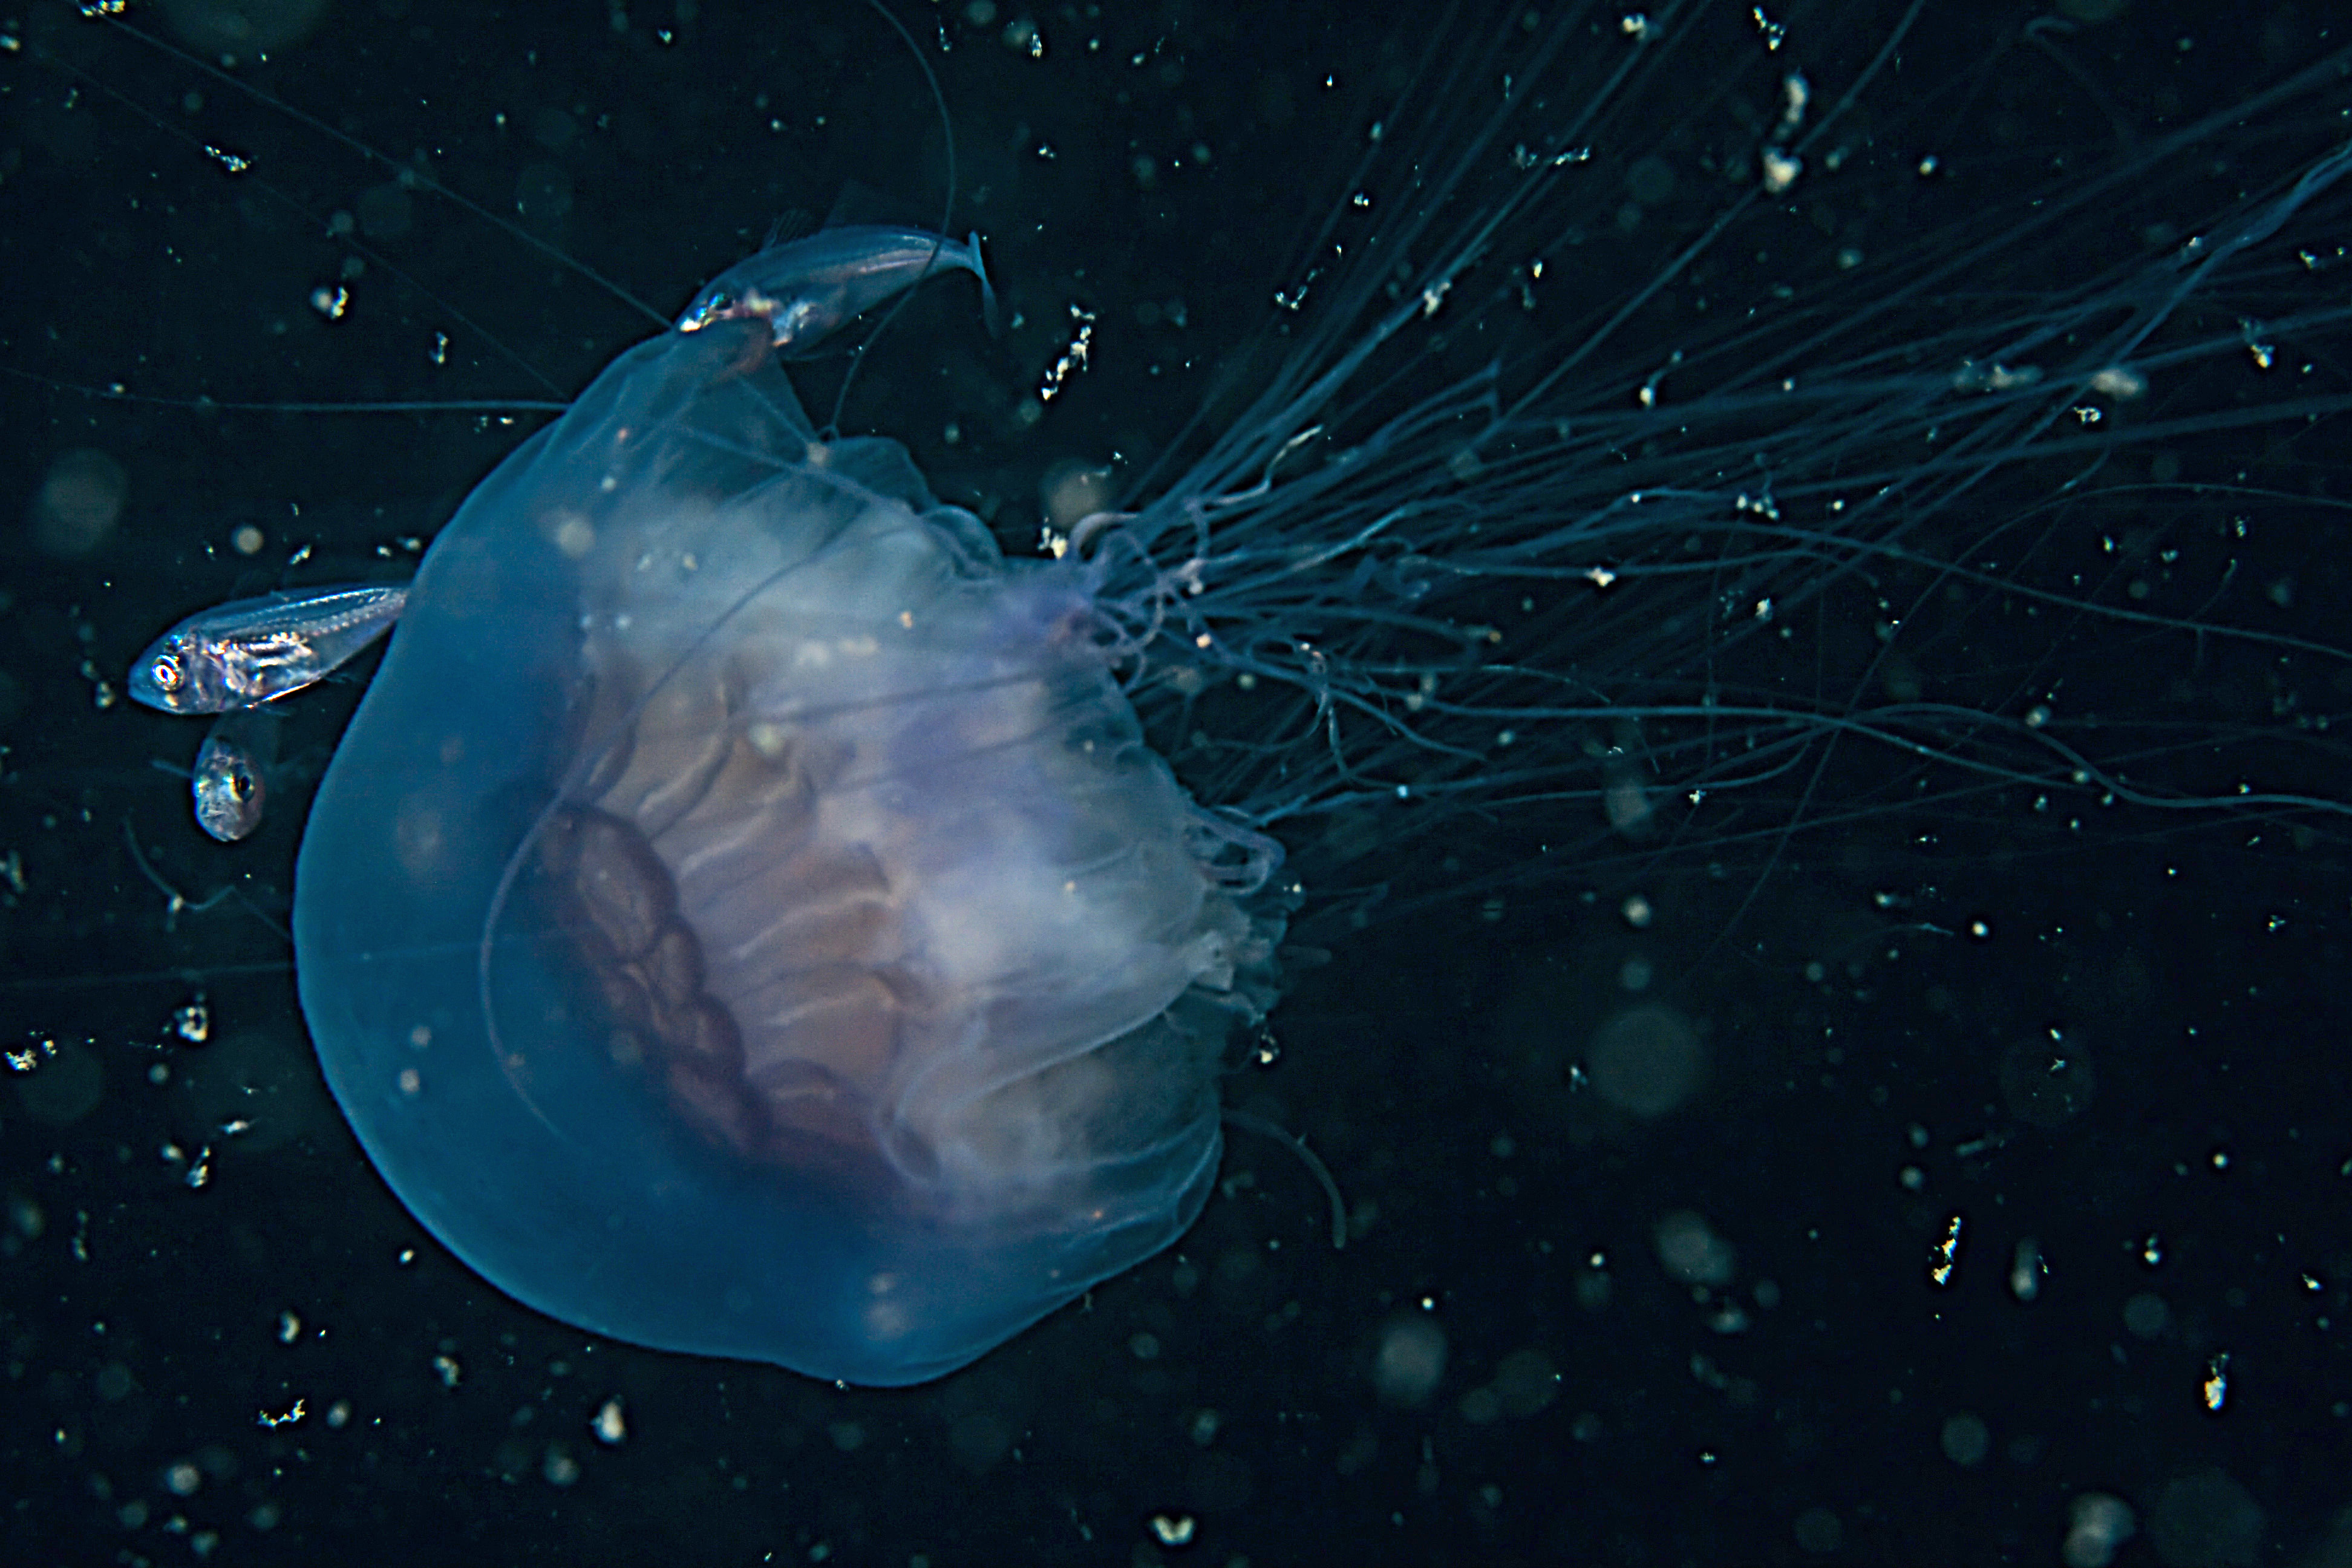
(969, 230, 1004, 339)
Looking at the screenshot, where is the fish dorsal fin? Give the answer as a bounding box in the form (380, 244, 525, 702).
(759, 208, 817, 250)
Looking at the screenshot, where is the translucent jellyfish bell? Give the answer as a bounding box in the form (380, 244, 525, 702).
(293, 318, 1284, 1385)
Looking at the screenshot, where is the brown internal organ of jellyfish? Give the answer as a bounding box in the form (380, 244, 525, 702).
(537, 711, 923, 1181)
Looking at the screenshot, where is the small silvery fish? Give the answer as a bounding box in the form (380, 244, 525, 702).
(129, 583, 408, 714)
(673, 225, 997, 353)
(191, 705, 282, 843)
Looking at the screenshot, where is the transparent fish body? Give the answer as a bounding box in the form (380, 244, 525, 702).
(673, 225, 996, 351)
(191, 705, 282, 843)
(129, 583, 408, 714)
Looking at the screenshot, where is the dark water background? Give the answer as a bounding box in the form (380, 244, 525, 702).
(3, 0, 2350, 1562)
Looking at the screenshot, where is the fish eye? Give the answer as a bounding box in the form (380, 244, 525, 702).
(151, 652, 181, 691)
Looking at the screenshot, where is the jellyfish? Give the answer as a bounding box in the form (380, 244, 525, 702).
(294, 306, 1289, 1384)
(6, 0, 2351, 1431)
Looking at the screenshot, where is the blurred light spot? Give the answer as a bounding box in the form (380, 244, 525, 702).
(356, 183, 414, 240)
(16, 1042, 102, 1125)
(1655, 1210, 1736, 1287)
(2064, 1492, 2137, 1568)
(1587, 1003, 1704, 1116)
(2148, 1470, 2262, 1568)
(28, 448, 128, 558)
(1792, 1506, 1843, 1554)
(2123, 1292, 2171, 1340)
(1491, 1347, 1560, 1417)
(1371, 1316, 1447, 1408)
(1040, 460, 1115, 534)
(162, 0, 330, 57)
(1941, 1412, 1990, 1466)
(514, 162, 574, 224)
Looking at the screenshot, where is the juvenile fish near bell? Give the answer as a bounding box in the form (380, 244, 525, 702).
(129, 583, 408, 714)
(673, 226, 998, 353)
(192, 705, 282, 843)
